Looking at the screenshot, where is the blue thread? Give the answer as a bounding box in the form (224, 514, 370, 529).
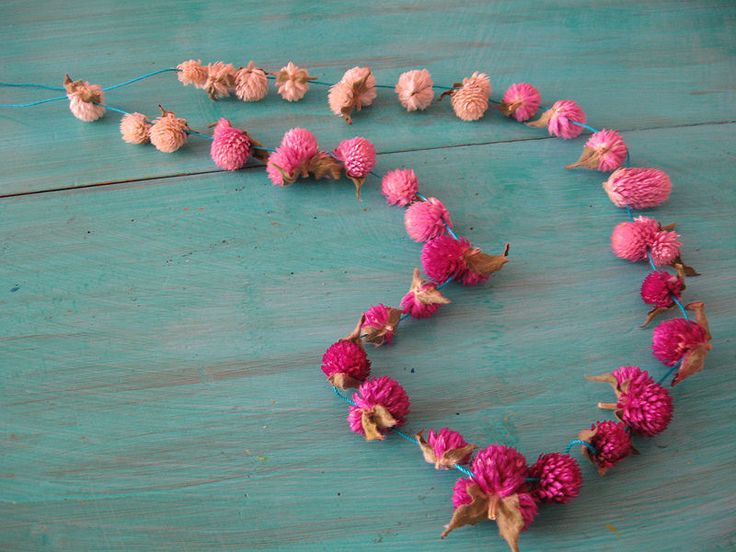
(0, 95, 68, 108)
(394, 429, 419, 444)
(187, 130, 214, 141)
(657, 359, 682, 387)
(310, 80, 334, 87)
(0, 82, 65, 91)
(565, 439, 597, 456)
(437, 276, 453, 290)
(100, 104, 130, 116)
(332, 386, 357, 406)
(571, 121, 600, 134)
(454, 464, 475, 478)
(102, 68, 179, 91)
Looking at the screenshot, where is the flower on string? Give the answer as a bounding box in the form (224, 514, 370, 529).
(527, 100, 586, 139)
(498, 83, 541, 122)
(565, 129, 628, 171)
(416, 427, 476, 469)
(381, 168, 419, 206)
(119, 112, 151, 144)
(610, 216, 691, 272)
(395, 69, 435, 111)
(444, 72, 491, 121)
(333, 137, 376, 198)
(274, 62, 316, 102)
(400, 268, 450, 319)
(603, 167, 672, 209)
(266, 127, 341, 186)
(421, 235, 509, 286)
(64, 74, 105, 122)
(360, 304, 403, 347)
(347, 376, 410, 441)
(177, 59, 208, 88)
(234, 60, 269, 102)
(328, 66, 377, 123)
(404, 196, 453, 242)
(203, 61, 236, 100)
(578, 420, 635, 475)
(528, 453, 583, 504)
(320, 315, 371, 389)
(640, 267, 685, 326)
(210, 118, 252, 170)
(149, 105, 189, 153)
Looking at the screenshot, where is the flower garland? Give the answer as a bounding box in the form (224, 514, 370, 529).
(0, 60, 713, 551)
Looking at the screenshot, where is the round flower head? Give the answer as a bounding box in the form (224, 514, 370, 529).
(400, 268, 450, 319)
(421, 235, 509, 286)
(347, 376, 410, 441)
(320, 324, 371, 390)
(610, 216, 659, 262)
(177, 59, 208, 88)
(266, 146, 303, 186)
(395, 69, 435, 111)
(417, 427, 476, 469)
(404, 197, 453, 242)
(203, 61, 236, 100)
(333, 137, 376, 198)
(652, 318, 710, 369)
(579, 420, 633, 475)
(566, 129, 628, 172)
(649, 229, 681, 265)
(449, 72, 491, 121)
(360, 304, 402, 347)
(149, 106, 189, 153)
(274, 62, 316, 102)
(499, 83, 541, 122)
(529, 453, 583, 504)
(381, 168, 419, 206)
(641, 270, 683, 309)
(119, 112, 151, 144)
(63, 74, 105, 122)
(472, 444, 528, 497)
(234, 60, 269, 102)
(603, 167, 672, 209)
(528, 99, 586, 139)
(210, 118, 252, 171)
(280, 127, 319, 165)
(328, 66, 377, 123)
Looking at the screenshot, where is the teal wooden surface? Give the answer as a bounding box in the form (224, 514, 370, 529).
(1, 2, 735, 551)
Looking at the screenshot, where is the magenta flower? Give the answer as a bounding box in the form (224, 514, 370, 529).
(529, 453, 583, 504)
(347, 376, 410, 441)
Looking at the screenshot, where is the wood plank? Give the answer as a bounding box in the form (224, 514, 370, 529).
(1, 123, 734, 550)
(1, 0, 735, 195)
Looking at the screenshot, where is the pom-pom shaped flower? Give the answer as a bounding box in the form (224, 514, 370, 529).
(333, 137, 376, 198)
(177, 59, 208, 88)
(381, 168, 419, 206)
(360, 304, 402, 347)
(421, 235, 510, 286)
(566, 129, 628, 172)
(652, 302, 712, 386)
(266, 127, 341, 186)
(210, 118, 252, 171)
(603, 167, 672, 209)
(446, 72, 491, 121)
(234, 60, 269, 102)
(499, 83, 541, 122)
(266, 146, 303, 186)
(281, 127, 320, 164)
(587, 366, 673, 436)
(400, 268, 450, 319)
(347, 376, 410, 441)
(640, 268, 685, 326)
(417, 427, 476, 469)
(528, 453, 583, 504)
(274, 62, 316, 102)
(63, 74, 105, 122)
(320, 317, 371, 389)
(203, 61, 236, 100)
(578, 420, 634, 475)
(610, 216, 660, 262)
(328, 66, 377, 123)
(404, 197, 453, 242)
(149, 106, 189, 153)
(395, 69, 435, 111)
(528, 99, 586, 139)
(443, 445, 536, 552)
(119, 112, 151, 144)
(649, 228, 681, 266)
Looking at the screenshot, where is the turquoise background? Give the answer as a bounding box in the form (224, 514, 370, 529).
(1, 1, 735, 550)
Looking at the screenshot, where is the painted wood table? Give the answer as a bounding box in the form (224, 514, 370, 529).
(1, 2, 735, 550)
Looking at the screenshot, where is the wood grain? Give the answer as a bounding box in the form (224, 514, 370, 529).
(1, 1, 735, 551)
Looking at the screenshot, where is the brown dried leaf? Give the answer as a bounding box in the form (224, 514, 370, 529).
(439, 444, 478, 470)
(441, 484, 490, 538)
(348, 176, 366, 200)
(497, 100, 520, 117)
(410, 268, 450, 305)
(642, 306, 670, 328)
(672, 255, 699, 277)
(687, 301, 711, 338)
(328, 372, 362, 390)
(565, 146, 600, 170)
(495, 494, 525, 552)
(307, 153, 343, 180)
(526, 109, 552, 129)
(464, 243, 510, 277)
(361, 404, 397, 441)
(343, 314, 365, 343)
(416, 430, 438, 466)
(672, 344, 711, 386)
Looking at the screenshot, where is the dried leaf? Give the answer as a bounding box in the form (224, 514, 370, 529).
(328, 372, 362, 390)
(642, 306, 670, 328)
(526, 109, 552, 129)
(497, 100, 520, 117)
(672, 343, 711, 386)
(343, 314, 365, 343)
(565, 146, 600, 170)
(464, 243, 510, 277)
(416, 430, 438, 465)
(307, 153, 343, 180)
(248, 135, 270, 162)
(439, 444, 478, 470)
(577, 426, 598, 469)
(441, 484, 490, 538)
(410, 268, 450, 305)
(687, 301, 711, 338)
(361, 404, 397, 441)
(495, 494, 525, 552)
(348, 176, 366, 200)
(671, 255, 699, 277)
(361, 308, 402, 347)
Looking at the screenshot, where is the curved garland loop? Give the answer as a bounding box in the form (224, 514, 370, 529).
(0, 59, 714, 552)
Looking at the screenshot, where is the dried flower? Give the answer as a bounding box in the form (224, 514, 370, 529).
(421, 235, 509, 286)
(210, 118, 252, 170)
(400, 268, 450, 319)
(603, 167, 672, 209)
(381, 168, 419, 206)
(566, 129, 628, 171)
(417, 427, 476, 469)
(640, 268, 685, 326)
(234, 60, 269, 102)
(333, 137, 376, 198)
(610, 216, 660, 262)
(119, 112, 151, 144)
(649, 228, 681, 266)
(328, 66, 377, 123)
(177, 59, 208, 88)
(64, 74, 105, 122)
(528, 453, 583, 504)
(281, 127, 319, 164)
(404, 197, 453, 242)
(395, 69, 435, 111)
(447, 72, 491, 121)
(203, 61, 236, 100)
(320, 317, 371, 389)
(527, 100, 586, 139)
(149, 105, 189, 153)
(578, 420, 634, 475)
(347, 376, 410, 440)
(498, 83, 541, 122)
(274, 61, 316, 102)
(360, 304, 402, 347)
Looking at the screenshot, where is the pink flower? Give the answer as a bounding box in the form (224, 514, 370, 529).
(451, 478, 538, 528)
(641, 270, 683, 308)
(266, 146, 303, 186)
(347, 376, 410, 440)
(610, 216, 659, 262)
(566, 129, 627, 171)
(618, 378, 673, 436)
(381, 168, 419, 206)
(450, 72, 491, 121)
(400, 268, 450, 319)
(274, 62, 315, 102)
(149, 106, 189, 153)
(603, 167, 672, 209)
(177, 59, 208, 88)
(421, 235, 509, 286)
(203, 61, 236, 100)
(404, 197, 453, 242)
(418, 427, 476, 469)
(119, 112, 151, 144)
(395, 69, 434, 111)
(361, 304, 402, 346)
(649, 229, 681, 265)
(328, 66, 377, 123)
(472, 445, 528, 498)
(333, 137, 376, 178)
(500, 83, 541, 122)
(210, 118, 252, 171)
(64, 75, 105, 122)
(579, 420, 634, 475)
(451, 477, 474, 509)
(280, 127, 319, 165)
(234, 60, 269, 102)
(528, 453, 583, 504)
(612, 365, 654, 387)
(321, 339, 371, 389)
(528, 100, 586, 139)
(652, 318, 709, 367)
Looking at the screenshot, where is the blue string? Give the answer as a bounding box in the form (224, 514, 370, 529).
(102, 68, 179, 91)
(657, 359, 682, 386)
(0, 82, 65, 91)
(187, 130, 213, 141)
(100, 104, 130, 116)
(0, 95, 67, 108)
(565, 439, 598, 456)
(570, 121, 600, 134)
